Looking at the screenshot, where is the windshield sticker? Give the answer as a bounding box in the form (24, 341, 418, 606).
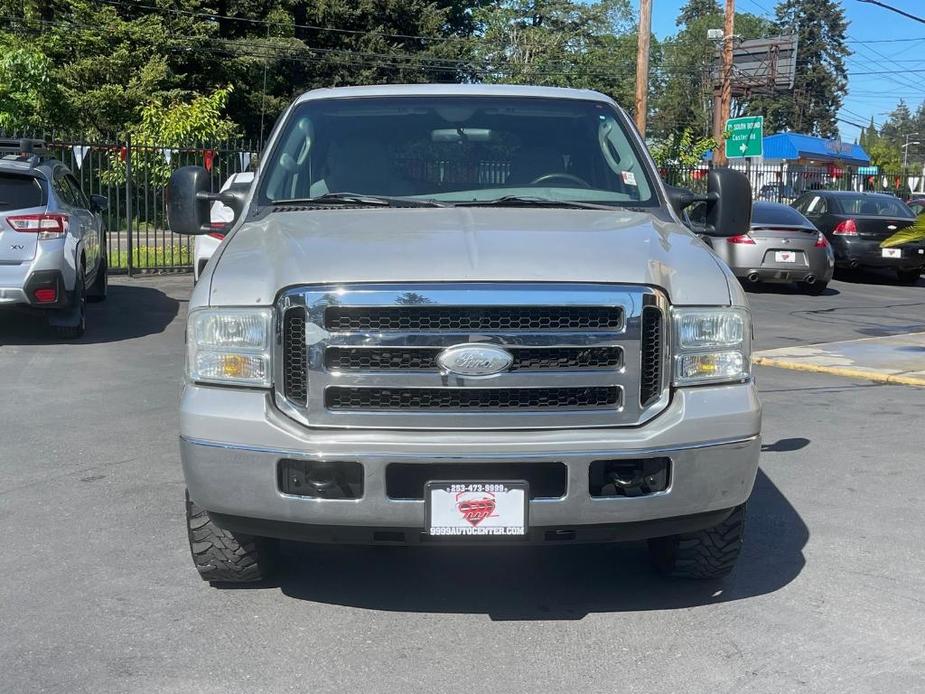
(621, 171, 637, 186)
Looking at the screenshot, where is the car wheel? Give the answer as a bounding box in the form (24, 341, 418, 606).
(895, 268, 921, 285)
(186, 490, 276, 584)
(87, 254, 107, 302)
(52, 267, 86, 339)
(802, 280, 828, 295)
(647, 504, 746, 580)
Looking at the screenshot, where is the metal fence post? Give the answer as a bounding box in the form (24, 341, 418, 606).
(125, 134, 133, 277)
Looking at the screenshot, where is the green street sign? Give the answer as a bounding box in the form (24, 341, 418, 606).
(725, 116, 764, 158)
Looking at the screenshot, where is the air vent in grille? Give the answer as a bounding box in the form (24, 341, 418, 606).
(325, 346, 622, 371)
(323, 306, 622, 332)
(640, 306, 663, 407)
(282, 309, 307, 405)
(325, 386, 620, 411)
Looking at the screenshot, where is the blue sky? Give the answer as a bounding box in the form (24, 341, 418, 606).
(634, 0, 925, 142)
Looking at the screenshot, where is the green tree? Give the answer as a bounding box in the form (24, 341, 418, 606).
(0, 34, 59, 132)
(472, 0, 636, 96)
(677, 0, 721, 26)
(650, 11, 772, 140)
(757, 0, 849, 137)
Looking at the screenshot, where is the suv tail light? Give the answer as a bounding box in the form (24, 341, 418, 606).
(6, 213, 69, 239)
(814, 232, 829, 248)
(833, 219, 857, 236)
(726, 234, 756, 245)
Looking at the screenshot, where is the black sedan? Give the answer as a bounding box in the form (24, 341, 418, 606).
(792, 191, 924, 283)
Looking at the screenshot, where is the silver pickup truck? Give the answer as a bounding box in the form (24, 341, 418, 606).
(168, 84, 760, 584)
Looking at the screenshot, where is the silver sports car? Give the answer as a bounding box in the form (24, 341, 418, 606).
(709, 200, 835, 295)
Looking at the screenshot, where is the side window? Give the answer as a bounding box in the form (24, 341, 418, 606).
(805, 196, 827, 215)
(65, 174, 90, 209)
(53, 171, 76, 206)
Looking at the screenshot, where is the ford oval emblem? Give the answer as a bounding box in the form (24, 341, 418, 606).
(436, 344, 513, 377)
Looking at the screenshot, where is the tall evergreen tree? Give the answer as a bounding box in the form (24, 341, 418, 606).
(676, 0, 721, 27)
(760, 0, 849, 137)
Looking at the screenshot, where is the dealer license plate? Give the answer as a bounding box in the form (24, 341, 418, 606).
(882, 248, 902, 258)
(426, 481, 528, 537)
(775, 250, 797, 263)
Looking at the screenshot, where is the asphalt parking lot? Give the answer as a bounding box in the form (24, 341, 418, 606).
(1, 272, 924, 693)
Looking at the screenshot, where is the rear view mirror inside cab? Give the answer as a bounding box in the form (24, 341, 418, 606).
(431, 128, 493, 143)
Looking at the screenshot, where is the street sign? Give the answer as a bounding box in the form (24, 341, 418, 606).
(725, 116, 764, 159)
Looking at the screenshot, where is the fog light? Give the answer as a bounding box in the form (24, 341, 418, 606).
(33, 287, 57, 303)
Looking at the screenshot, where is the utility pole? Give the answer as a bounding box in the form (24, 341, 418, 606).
(712, 0, 735, 166)
(634, 0, 652, 137)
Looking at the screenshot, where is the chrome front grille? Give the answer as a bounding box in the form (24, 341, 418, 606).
(325, 346, 623, 372)
(275, 283, 669, 430)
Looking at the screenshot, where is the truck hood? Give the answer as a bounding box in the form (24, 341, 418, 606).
(206, 207, 732, 307)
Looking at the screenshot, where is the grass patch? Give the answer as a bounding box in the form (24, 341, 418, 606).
(109, 245, 191, 270)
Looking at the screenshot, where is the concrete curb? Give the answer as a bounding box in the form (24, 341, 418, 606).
(753, 356, 925, 387)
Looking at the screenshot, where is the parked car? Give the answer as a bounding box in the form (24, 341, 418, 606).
(906, 197, 925, 216)
(757, 183, 797, 203)
(792, 191, 924, 283)
(194, 171, 254, 282)
(0, 139, 107, 337)
(168, 84, 761, 584)
(708, 201, 834, 295)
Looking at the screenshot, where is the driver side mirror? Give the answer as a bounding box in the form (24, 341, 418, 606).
(666, 168, 752, 237)
(167, 166, 251, 235)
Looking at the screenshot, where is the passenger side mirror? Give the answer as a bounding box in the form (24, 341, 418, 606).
(89, 194, 108, 212)
(167, 166, 251, 235)
(167, 166, 212, 235)
(665, 169, 752, 237)
(704, 168, 751, 237)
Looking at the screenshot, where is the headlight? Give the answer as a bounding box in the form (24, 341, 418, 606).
(672, 307, 750, 386)
(187, 308, 273, 387)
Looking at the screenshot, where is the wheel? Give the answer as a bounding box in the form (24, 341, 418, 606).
(52, 267, 86, 339)
(895, 268, 921, 284)
(647, 504, 746, 579)
(801, 280, 828, 295)
(87, 254, 107, 302)
(186, 490, 276, 583)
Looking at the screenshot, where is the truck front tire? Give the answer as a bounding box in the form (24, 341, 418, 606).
(647, 504, 746, 579)
(186, 491, 276, 583)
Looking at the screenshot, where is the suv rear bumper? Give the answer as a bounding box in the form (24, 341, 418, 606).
(180, 382, 761, 538)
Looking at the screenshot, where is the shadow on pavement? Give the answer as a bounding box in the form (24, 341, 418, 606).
(0, 283, 180, 345)
(261, 469, 806, 620)
(761, 437, 810, 452)
(834, 267, 923, 287)
(746, 282, 840, 297)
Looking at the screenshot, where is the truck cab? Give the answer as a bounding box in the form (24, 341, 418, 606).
(169, 85, 760, 584)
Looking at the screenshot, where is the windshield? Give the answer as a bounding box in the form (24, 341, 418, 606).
(258, 95, 656, 207)
(835, 195, 914, 218)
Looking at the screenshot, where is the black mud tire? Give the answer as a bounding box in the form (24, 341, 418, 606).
(647, 504, 746, 580)
(801, 280, 828, 296)
(52, 268, 86, 339)
(895, 268, 921, 285)
(186, 491, 276, 584)
(87, 254, 108, 301)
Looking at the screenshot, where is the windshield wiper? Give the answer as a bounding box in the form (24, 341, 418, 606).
(274, 192, 447, 208)
(452, 195, 618, 210)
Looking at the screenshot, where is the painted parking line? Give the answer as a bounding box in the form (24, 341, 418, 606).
(753, 332, 925, 387)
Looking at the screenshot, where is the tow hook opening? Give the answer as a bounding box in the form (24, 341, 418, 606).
(278, 460, 364, 499)
(588, 458, 671, 497)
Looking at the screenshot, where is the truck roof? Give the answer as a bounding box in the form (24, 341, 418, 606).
(293, 83, 616, 105)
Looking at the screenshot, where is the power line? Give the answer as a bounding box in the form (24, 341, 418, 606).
(856, 0, 925, 25)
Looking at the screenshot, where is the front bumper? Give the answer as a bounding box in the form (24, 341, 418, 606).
(180, 382, 761, 536)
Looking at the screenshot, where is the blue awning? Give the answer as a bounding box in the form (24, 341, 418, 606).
(762, 133, 870, 165)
